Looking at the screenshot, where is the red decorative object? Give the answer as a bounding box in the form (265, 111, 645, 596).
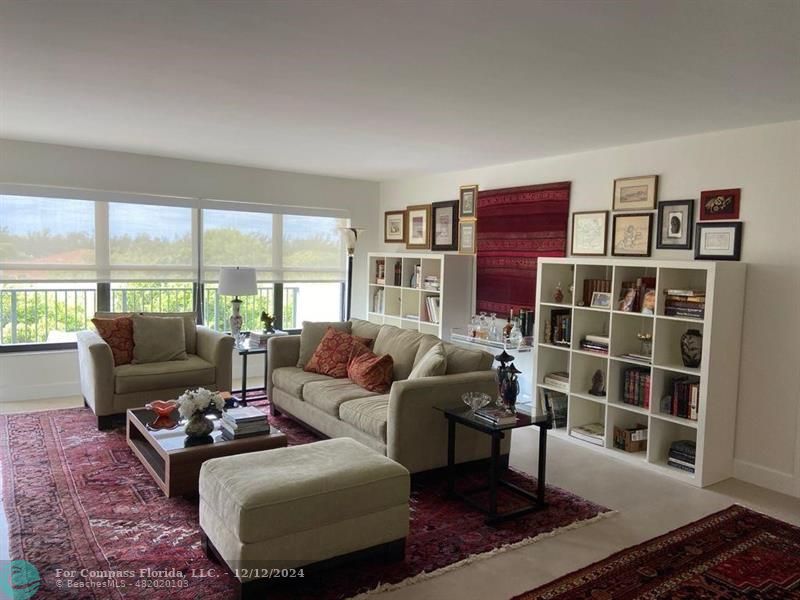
(347, 349, 394, 393)
(476, 182, 570, 316)
(513, 504, 800, 600)
(700, 188, 741, 220)
(91, 316, 135, 365)
(304, 327, 371, 378)
(145, 400, 178, 417)
(0, 393, 609, 600)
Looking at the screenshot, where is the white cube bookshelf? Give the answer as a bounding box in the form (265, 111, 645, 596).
(533, 257, 746, 487)
(366, 252, 474, 341)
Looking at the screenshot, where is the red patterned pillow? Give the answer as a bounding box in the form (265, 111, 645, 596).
(347, 349, 394, 393)
(304, 327, 371, 378)
(92, 316, 135, 366)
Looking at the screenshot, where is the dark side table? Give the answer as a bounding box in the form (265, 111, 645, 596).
(234, 331, 287, 406)
(437, 406, 551, 524)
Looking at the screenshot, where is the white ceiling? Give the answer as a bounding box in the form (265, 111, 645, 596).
(1, 0, 798, 181)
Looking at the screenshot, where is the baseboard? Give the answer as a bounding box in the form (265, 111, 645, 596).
(733, 458, 798, 498)
(0, 381, 81, 402)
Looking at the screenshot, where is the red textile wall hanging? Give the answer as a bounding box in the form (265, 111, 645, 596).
(476, 182, 570, 316)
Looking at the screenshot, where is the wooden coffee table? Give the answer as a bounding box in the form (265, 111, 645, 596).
(126, 408, 288, 497)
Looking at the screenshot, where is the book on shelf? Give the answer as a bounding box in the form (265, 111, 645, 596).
(666, 458, 695, 473)
(663, 289, 706, 319)
(543, 371, 569, 390)
(661, 377, 700, 420)
(372, 288, 385, 313)
(582, 278, 611, 307)
(584, 334, 610, 345)
(665, 289, 705, 297)
(425, 296, 441, 324)
(375, 259, 386, 285)
(569, 422, 605, 446)
(622, 367, 651, 408)
(547, 309, 571, 345)
(541, 389, 568, 428)
(618, 352, 652, 363)
(580, 341, 608, 354)
(422, 275, 440, 291)
(474, 407, 518, 426)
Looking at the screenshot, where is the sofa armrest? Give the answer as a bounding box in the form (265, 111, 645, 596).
(76, 330, 115, 416)
(266, 335, 301, 400)
(387, 371, 500, 473)
(196, 326, 235, 393)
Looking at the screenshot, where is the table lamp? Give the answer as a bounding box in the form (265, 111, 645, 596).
(218, 267, 257, 340)
(339, 227, 365, 320)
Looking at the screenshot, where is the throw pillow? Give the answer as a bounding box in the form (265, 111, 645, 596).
(347, 350, 394, 393)
(132, 314, 188, 364)
(408, 342, 448, 379)
(304, 327, 371, 378)
(91, 316, 135, 366)
(296, 321, 352, 368)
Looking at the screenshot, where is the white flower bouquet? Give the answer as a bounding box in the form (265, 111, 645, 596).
(177, 388, 225, 419)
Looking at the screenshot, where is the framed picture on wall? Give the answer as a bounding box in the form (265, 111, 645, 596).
(700, 188, 740, 220)
(458, 220, 477, 255)
(430, 200, 459, 251)
(571, 210, 608, 256)
(406, 204, 431, 249)
(613, 175, 658, 211)
(383, 210, 406, 243)
(612, 213, 653, 256)
(695, 222, 742, 260)
(459, 185, 479, 219)
(656, 199, 694, 249)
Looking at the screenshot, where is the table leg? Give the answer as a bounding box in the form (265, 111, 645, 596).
(263, 350, 269, 399)
(240, 353, 249, 406)
(488, 432, 501, 518)
(537, 424, 548, 505)
(446, 418, 456, 497)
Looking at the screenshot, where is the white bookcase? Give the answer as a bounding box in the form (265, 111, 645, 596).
(366, 252, 474, 341)
(533, 257, 746, 487)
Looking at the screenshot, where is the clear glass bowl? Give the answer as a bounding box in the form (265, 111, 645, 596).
(462, 392, 492, 413)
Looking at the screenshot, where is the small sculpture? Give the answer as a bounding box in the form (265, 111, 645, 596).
(680, 329, 702, 368)
(500, 364, 521, 411)
(589, 369, 606, 397)
(553, 282, 564, 303)
(260, 311, 275, 333)
(494, 350, 517, 411)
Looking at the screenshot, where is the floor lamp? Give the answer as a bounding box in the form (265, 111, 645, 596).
(339, 227, 364, 320)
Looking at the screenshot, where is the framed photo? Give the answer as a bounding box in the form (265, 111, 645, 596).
(590, 291, 611, 309)
(571, 211, 608, 256)
(383, 210, 406, 243)
(405, 204, 431, 249)
(695, 222, 743, 261)
(612, 213, 653, 257)
(458, 220, 477, 255)
(700, 188, 740, 221)
(613, 175, 658, 211)
(430, 200, 459, 251)
(617, 286, 637, 312)
(459, 185, 478, 219)
(656, 199, 694, 250)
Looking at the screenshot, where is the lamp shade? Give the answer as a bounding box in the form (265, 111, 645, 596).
(218, 267, 257, 297)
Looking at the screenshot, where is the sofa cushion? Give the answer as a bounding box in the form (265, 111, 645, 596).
(271, 367, 332, 399)
(92, 316, 135, 366)
(303, 379, 378, 416)
(304, 328, 372, 378)
(296, 321, 351, 368)
(132, 314, 188, 364)
(96, 311, 197, 354)
(443, 343, 494, 374)
(114, 354, 214, 394)
(347, 349, 393, 393)
(372, 325, 427, 381)
(408, 342, 447, 379)
(350, 318, 381, 343)
(339, 396, 390, 442)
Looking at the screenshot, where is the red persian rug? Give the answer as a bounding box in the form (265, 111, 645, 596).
(1, 396, 610, 599)
(476, 182, 570, 317)
(514, 504, 800, 600)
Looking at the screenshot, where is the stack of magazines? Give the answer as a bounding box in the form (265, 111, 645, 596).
(475, 406, 517, 426)
(221, 407, 270, 440)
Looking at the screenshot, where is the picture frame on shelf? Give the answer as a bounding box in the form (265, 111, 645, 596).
(405, 204, 431, 249)
(430, 200, 459, 251)
(695, 222, 743, 261)
(459, 185, 479, 219)
(656, 199, 694, 250)
(700, 188, 740, 221)
(612, 213, 653, 257)
(383, 210, 406, 243)
(458, 220, 477, 255)
(613, 175, 658, 211)
(590, 291, 611, 308)
(571, 210, 608, 256)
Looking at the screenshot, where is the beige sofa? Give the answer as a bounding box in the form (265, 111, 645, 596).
(77, 312, 234, 430)
(267, 319, 510, 474)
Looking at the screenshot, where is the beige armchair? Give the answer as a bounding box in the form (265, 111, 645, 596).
(77, 316, 234, 430)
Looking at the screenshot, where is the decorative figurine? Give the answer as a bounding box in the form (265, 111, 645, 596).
(553, 282, 564, 303)
(637, 332, 653, 357)
(681, 329, 703, 368)
(260, 311, 275, 333)
(589, 369, 606, 397)
(494, 350, 515, 409)
(500, 364, 521, 411)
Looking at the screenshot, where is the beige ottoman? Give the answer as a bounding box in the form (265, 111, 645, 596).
(199, 437, 410, 598)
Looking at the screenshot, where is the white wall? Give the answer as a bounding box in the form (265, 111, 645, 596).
(0, 139, 380, 402)
(380, 121, 800, 497)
